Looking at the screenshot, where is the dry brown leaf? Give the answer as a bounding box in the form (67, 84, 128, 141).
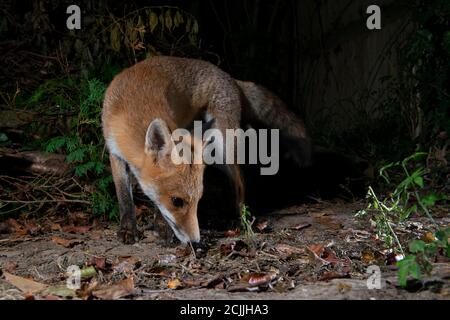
(224, 229, 240, 237)
(255, 220, 272, 233)
(87, 257, 107, 270)
(421, 232, 437, 243)
(51, 236, 84, 248)
(167, 278, 183, 289)
(307, 244, 325, 256)
(306, 244, 329, 266)
(113, 256, 141, 274)
(220, 240, 248, 255)
(92, 277, 135, 300)
(7, 219, 27, 236)
(25, 222, 40, 235)
(245, 272, 277, 287)
(50, 223, 62, 232)
(361, 249, 376, 264)
(3, 272, 48, 294)
(62, 225, 91, 234)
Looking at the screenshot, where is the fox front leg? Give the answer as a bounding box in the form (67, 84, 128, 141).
(110, 154, 139, 244)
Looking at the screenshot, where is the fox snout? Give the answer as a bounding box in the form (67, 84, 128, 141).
(168, 216, 200, 244)
(158, 204, 200, 244)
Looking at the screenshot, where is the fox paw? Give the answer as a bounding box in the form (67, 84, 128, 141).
(118, 226, 140, 244)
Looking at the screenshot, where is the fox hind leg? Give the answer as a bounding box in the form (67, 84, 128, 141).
(110, 154, 139, 244)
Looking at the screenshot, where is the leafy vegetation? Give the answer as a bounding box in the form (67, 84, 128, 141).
(358, 151, 449, 287)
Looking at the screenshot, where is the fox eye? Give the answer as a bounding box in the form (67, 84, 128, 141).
(171, 197, 185, 208)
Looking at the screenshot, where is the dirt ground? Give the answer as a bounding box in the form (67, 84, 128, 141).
(0, 200, 449, 300)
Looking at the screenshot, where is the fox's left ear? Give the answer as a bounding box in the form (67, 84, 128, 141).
(145, 118, 173, 161)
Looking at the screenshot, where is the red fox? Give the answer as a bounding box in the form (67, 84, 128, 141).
(102, 56, 310, 244)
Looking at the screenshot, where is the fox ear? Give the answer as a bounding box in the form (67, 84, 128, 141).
(145, 118, 173, 160)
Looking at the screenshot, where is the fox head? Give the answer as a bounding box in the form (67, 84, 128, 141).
(137, 118, 214, 244)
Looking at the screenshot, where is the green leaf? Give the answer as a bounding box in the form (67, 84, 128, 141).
(435, 227, 450, 242)
(409, 261, 421, 280)
(45, 136, 68, 153)
(413, 176, 424, 188)
(397, 255, 420, 287)
(75, 161, 96, 177)
(409, 240, 425, 253)
(67, 148, 86, 163)
(421, 193, 438, 207)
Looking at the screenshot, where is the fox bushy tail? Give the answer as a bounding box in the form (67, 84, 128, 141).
(236, 80, 312, 167)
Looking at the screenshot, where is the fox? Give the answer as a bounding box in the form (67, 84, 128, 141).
(102, 56, 311, 245)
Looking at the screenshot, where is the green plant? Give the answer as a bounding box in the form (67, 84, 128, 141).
(378, 152, 439, 224)
(240, 204, 254, 238)
(358, 151, 448, 287)
(44, 78, 117, 218)
(397, 228, 450, 287)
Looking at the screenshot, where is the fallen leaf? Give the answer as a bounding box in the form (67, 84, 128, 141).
(167, 278, 183, 289)
(86, 257, 107, 270)
(245, 272, 277, 287)
(421, 232, 437, 243)
(146, 266, 171, 277)
(42, 284, 77, 298)
(7, 219, 27, 236)
(224, 229, 240, 237)
(92, 277, 135, 300)
(255, 220, 272, 233)
(3, 272, 48, 294)
(306, 244, 329, 266)
(307, 244, 325, 256)
(25, 222, 40, 235)
(113, 256, 141, 273)
(220, 240, 248, 255)
(80, 266, 97, 279)
(52, 236, 84, 248)
(50, 223, 62, 232)
(322, 247, 341, 265)
(62, 225, 91, 234)
(361, 249, 376, 264)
